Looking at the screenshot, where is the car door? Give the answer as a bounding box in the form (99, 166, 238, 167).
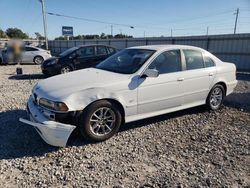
(95, 46, 109, 65)
(74, 46, 96, 69)
(22, 47, 38, 63)
(137, 50, 184, 114)
(180, 49, 216, 105)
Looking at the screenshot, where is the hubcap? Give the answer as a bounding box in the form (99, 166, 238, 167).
(89, 107, 116, 136)
(210, 87, 223, 108)
(35, 57, 43, 64)
(61, 67, 71, 74)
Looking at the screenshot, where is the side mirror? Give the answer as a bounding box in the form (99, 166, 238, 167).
(142, 69, 159, 78)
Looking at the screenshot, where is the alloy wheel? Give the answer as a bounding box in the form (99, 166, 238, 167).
(209, 87, 223, 108)
(89, 107, 116, 136)
(34, 56, 43, 64)
(61, 66, 71, 74)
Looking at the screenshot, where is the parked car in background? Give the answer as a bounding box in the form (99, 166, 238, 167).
(0, 46, 51, 65)
(0, 49, 2, 64)
(20, 45, 237, 147)
(22, 46, 51, 64)
(41, 45, 116, 75)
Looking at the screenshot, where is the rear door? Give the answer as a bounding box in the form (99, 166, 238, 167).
(95, 46, 109, 65)
(74, 46, 96, 69)
(180, 49, 216, 105)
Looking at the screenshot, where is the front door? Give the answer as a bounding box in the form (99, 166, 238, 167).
(137, 50, 184, 114)
(74, 46, 95, 69)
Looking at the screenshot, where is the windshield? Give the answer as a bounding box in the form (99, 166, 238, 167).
(59, 47, 79, 57)
(96, 49, 155, 74)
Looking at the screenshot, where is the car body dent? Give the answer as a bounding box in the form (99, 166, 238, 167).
(64, 87, 138, 117)
(34, 68, 138, 116)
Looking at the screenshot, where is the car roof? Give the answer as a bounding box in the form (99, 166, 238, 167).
(128, 45, 204, 51)
(78, 44, 115, 48)
(25, 45, 43, 50)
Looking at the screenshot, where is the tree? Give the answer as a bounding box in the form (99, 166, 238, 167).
(0, 29, 7, 38)
(6, 28, 29, 39)
(55, 36, 66, 40)
(100, 33, 107, 39)
(114, 34, 133, 38)
(73, 35, 83, 40)
(54, 33, 134, 40)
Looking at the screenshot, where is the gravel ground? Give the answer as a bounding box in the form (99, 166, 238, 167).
(0, 65, 249, 188)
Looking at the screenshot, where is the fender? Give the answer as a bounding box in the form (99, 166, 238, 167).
(62, 87, 136, 117)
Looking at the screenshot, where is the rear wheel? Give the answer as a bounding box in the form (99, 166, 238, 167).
(78, 100, 122, 142)
(60, 65, 72, 74)
(33, 56, 44, 65)
(206, 84, 225, 110)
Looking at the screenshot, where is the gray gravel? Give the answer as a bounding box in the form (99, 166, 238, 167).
(0, 65, 249, 188)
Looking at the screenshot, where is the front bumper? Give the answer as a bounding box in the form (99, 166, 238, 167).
(19, 96, 76, 147)
(41, 64, 61, 75)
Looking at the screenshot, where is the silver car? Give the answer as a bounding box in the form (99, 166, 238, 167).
(22, 46, 51, 64)
(1, 46, 51, 65)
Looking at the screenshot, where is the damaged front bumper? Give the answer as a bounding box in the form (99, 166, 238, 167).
(19, 96, 76, 147)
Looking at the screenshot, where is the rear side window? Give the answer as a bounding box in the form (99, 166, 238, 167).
(183, 49, 204, 70)
(108, 47, 115, 54)
(25, 47, 38, 51)
(96, 46, 107, 55)
(204, 56, 215, 67)
(148, 50, 182, 74)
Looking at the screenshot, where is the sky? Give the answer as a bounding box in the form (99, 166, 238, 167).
(0, 0, 250, 39)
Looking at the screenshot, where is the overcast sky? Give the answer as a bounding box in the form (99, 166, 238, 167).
(0, 0, 249, 39)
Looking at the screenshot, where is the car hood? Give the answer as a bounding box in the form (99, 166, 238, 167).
(34, 68, 130, 100)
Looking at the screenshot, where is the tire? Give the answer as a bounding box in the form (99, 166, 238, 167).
(33, 56, 44, 65)
(60, 65, 72, 74)
(206, 84, 225, 110)
(78, 100, 122, 142)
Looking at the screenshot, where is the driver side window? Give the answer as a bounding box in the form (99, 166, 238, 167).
(148, 50, 182, 74)
(76, 47, 94, 58)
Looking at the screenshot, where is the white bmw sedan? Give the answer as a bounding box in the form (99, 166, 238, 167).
(20, 45, 237, 147)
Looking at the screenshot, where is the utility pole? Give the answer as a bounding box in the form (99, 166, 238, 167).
(39, 0, 48, 49)
(206, 26, 209, 36)
(111, 25, 113, 37)
(234, 8, 239, 34)
(171, 29, 173, 37)
(143, 31, 146, 38)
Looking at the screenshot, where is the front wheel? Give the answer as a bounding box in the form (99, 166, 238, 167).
(206, 84, 225, 110)
(33, 56, 44, 65)
(60, 65, 72, 74)
(78, 100, 122, 142)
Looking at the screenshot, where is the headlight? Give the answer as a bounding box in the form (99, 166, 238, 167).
(46, 59, 58, 66)
(39, 98, 68, 112)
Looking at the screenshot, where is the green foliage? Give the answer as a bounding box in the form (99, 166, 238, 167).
(114, 34, 133, 38)
(5, 28, 29, 39)
(0, 29, 7, 38)
(54, 33, 133, 40)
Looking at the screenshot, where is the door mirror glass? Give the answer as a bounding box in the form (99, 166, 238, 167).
(143, 69, 159, 78)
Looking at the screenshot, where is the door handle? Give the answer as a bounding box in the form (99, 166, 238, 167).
(209, 73, 214, 76)
(177, 78, 184, 81)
